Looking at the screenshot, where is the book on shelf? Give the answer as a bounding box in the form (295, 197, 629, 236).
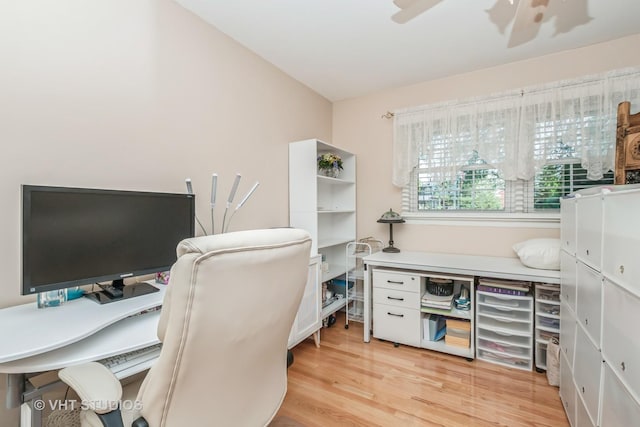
(476, 284, 528, 296)
(421, 291, 454, 310)
(478, 278, 531, 291)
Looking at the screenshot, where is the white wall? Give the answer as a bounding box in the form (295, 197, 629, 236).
(0, 0, 332, 309)
(333, 34, 640, 257)
(0, 2, 332, 422)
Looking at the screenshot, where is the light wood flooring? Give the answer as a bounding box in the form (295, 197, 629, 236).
(276, 314, 569, 427)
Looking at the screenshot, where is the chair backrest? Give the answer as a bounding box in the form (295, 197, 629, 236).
(136, 228, 311, 426)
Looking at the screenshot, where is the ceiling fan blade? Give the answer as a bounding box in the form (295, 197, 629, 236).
(393, 0, 418, 9)
(392, 0, 444, 24)
(508, 0, 548, 47)
(486, 0, 517, 35)
(512, 0, 549, 32)
(552, 0, 592, 35)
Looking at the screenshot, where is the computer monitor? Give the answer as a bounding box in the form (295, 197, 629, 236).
(21, 185, 195, 303)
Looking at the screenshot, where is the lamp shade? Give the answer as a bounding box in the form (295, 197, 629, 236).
(377, 208, 405, 224)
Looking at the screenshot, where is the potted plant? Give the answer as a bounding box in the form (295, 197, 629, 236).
(317, 153, 343, 178)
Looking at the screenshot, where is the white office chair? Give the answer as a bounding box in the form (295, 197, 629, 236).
(58, 228, 312, 427)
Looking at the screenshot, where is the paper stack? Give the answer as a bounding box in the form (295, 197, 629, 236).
(421, 290, 454, 310)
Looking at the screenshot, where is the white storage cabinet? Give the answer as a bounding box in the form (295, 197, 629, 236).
(372, 268, 475, 359)
(476, 290, 533, 371)
(560, 186, 640, 427)
(534, 284, 560, 371)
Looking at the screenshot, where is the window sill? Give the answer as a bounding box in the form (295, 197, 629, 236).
(402, 212, 560, 228)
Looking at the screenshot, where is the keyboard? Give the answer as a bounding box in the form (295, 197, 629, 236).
(98, 343, 162, 379)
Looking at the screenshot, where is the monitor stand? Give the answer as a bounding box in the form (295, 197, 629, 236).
(84, 280, 159, 305)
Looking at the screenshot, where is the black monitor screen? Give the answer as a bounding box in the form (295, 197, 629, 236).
(22, 185, 195, 295)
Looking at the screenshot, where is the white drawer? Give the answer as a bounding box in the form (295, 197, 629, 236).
(559, 301, 576, 370)
(574, 325, 602, 425)
(601, 362, 640, 427)
(535, 313, 560, 331)
(477, 338, 530, 357)
(477, 291, 532, 311)
(373, 287, 420, 310)
(477, 327, 531, 348)
(373, 270, 421, 293)
(576, 261, 602, 347)
(536, 300, 560, 316)
(372, 303, 420, 347)
(477, 303, 532, 323)
(560, 351, 576, 427)
(477, 348, 532, 371)
(476, 314, 532, 335)
(602, 279, 640, 400)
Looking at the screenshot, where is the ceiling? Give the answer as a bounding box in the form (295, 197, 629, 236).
(174, 0, 640, 101)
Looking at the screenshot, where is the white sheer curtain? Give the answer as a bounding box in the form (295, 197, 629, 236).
(393, 68, 640, 187)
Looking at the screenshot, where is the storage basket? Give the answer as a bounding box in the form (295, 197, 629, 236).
(46, 408, 81, 427)
(426, 278, 454, 296)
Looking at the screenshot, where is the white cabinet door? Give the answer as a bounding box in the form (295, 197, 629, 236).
(574, 325, 602, 425)
(561, 250, 577, 313)
(561, 197, 577, 255)
(602, 279, 640, 400)
(576, 194, 602, 271)
(560, 301, 576, 371)
(560, 351, 577, 427)
(576, 261, 602, 347)
(601, 362, 640, 427)
(602, 190, 640, 298)
(288, 256, 321, 349)
(576, 393, 596, 427)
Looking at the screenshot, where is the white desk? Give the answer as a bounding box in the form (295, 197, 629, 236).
(362, 251, 561, 343)
(0, 283, 166, 426)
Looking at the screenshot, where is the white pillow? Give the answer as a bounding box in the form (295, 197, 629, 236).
(513, 238, 561, 270)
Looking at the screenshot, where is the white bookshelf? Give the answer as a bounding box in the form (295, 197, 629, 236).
(289, 139, 356, 322)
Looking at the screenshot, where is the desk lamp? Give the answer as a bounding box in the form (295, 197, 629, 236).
(377, 208, 405, 253)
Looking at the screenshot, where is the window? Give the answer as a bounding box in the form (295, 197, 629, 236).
(415, 155, 505, 211)
(534, 162, 614, 210)
(394, 68, 639, 223)
(410, 159, 614, 215)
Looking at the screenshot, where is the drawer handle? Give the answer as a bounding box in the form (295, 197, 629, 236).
(620, 265, 625, 274)
(621, 361, 626, 372)
(387, 296, 404, 301)
(585, 318, 588, 325)
(387, 280, 404, 285)
(586, 249, 590, 256)
(581, 386, 585, 394)
(387, 312, 404, 318)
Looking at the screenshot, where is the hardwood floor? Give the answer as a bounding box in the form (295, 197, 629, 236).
(277, 314, 569, 427)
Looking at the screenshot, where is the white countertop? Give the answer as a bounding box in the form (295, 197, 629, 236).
(363, 251, 560, 284)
